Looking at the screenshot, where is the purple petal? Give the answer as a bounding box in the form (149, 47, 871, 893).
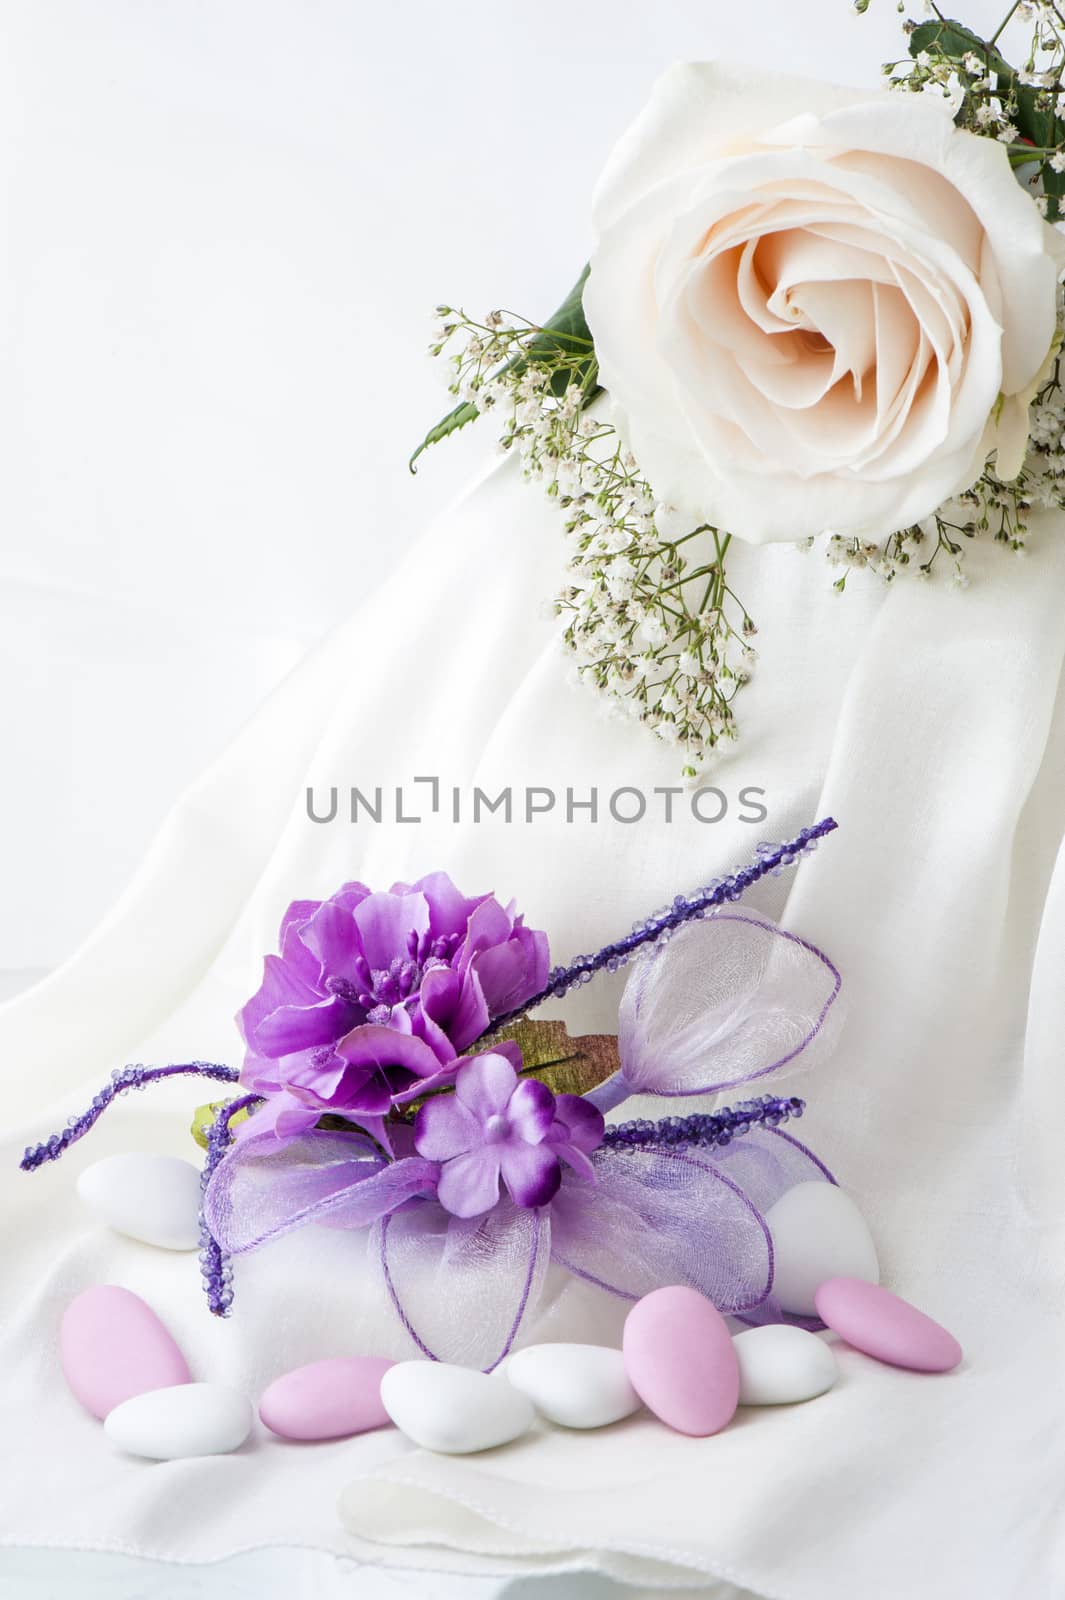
(283, 1049, 350, 1105)
(299, 900, 365, 978)
(487, 1039, 523, 1074)
(471, 925, 550, 1017)
(391, 1063, 459, 1106)
(383, 1004, 414, 1036)
(414, 1094, 482, 1161)
(351, 890, 430, 974)
(351, 1113, 395, 1158)
(437, 1149, 503, 1218)
(454, 1052, 517, 1120)
(334, 1023, 442, 1079)
(239, 1052, 283, 1094)
(417, 965, 485, 1057)
(278, 905, 325, 983)
(334, 1068, 396, 1116)
(396, 1039, 519, 1109)
(329, 881, 372, 912)
(409, 1002, 458, 1065)
(446, 969, 491, 1053)
(234, 1090, 320, 1147)
(254, 994, 359, 1058)
(237, 953, 325, 1050)
(453, 897, 515, 974)
(499, 1141, 561, 1209)
(553, 1144, 597, 1184)
(278, 899, 321, 944)
(507, 1078, 555, 1144)
(551, 1093, 606, 1155)
(406, 871, 487, 940)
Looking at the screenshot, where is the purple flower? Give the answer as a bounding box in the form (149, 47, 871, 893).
(238, 871, 549, 1113)
(414, 1052, 605, 1219)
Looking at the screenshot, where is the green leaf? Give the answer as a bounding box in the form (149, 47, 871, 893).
(409, 265, 601, 472)
(191, 1098, 250, 1151)
(524, 264, 596, 366)
(407, 399, 480, 471)
(490, 1015, 620, 1098)
(393, 1016, 620, 1120)
(908, 17, 1065, 219)
(908, 17, 1002, 68)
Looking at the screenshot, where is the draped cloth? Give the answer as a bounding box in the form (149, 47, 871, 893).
(1, 452, 1063, 1597)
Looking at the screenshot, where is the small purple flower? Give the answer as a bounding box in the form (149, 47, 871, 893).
(414, 1052, 605, 1219)
(238, 872, 549, 1120)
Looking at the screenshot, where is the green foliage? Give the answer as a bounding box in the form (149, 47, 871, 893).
(191, 1098, 249, 1150)
(409, 266, 599, 472)
(908, 12, 1065, 218)
(493, 1016, 620, 1098)
(392, 1017, 620, 1122)
(408, 398, 480, 468)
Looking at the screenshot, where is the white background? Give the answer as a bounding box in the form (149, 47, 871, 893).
(0, 0, 1007, 980)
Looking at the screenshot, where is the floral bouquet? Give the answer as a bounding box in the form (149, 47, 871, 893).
(414, 3, 1065, 774)
(23, 821, 842, 1371)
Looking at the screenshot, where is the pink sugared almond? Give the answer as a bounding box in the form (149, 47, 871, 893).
(259, 1356, 395, 1441)
(60, 1285, 191, 1419)
(622, 1284, 739, 1436)
(814, 1277, 962, 1373)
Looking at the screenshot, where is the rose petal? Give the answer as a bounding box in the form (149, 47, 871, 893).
(591, 61, 866, 235)
(585, 64, 1061, 544)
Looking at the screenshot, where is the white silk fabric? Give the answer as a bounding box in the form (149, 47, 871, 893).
(1, 453, 1063, 1597)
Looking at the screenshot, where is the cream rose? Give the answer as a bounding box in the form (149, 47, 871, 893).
(584, 62, 1065, 543)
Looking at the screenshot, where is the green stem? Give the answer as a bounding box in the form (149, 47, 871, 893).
(991, 1, 1024, 46)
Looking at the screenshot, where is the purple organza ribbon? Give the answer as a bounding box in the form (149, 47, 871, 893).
(589, 907, 841, 1111)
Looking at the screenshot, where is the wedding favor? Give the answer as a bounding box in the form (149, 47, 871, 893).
(25, 821, 845, 1368)
(28, 814, 965, 1467)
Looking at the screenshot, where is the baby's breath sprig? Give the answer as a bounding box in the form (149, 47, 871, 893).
(416, 3, 1065, 769)
(426, 305, 756, 777)
(875, 2, 1065, 218)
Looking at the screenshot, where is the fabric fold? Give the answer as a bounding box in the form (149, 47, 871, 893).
(4, 459, 1065, 1597)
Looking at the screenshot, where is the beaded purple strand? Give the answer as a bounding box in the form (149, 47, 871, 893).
(19, 1061, 240, 1172)
(492, 816, 837, 1031)
(601, 1093, 805, 1154)
(199, 1093, 262, 1315)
